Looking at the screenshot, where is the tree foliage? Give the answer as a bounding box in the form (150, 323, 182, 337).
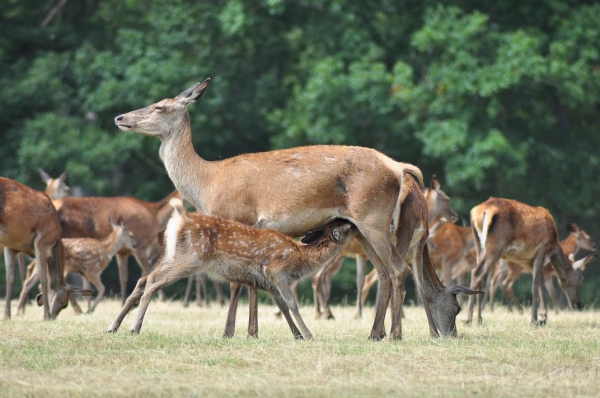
(1, 0, 599, 302)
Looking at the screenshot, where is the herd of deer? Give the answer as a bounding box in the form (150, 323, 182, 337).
(1, 79, 596, 341)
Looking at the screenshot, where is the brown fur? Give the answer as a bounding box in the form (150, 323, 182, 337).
(311, 175, 459, 322)
(114, 79, 425, 340)
(56, 190, 181, 303)
(107, 200, 356, 339)
(18, 220, 137, 314)
(487, 224, 596, 313)
(468, 197, 586, 325)
(1, 177, 92, 320)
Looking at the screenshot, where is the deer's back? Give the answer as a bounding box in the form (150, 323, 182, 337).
(472, 198, 559, 265)
(0, 177, 60, 254)
(203, 145, 405, 237)
(58, 196, 158, 248)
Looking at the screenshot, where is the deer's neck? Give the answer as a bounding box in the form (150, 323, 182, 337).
(298, 239, 344, 275)
(158, 118, 212, 213)
(101, 231, 125, 259)
(559, 233, 578, 257)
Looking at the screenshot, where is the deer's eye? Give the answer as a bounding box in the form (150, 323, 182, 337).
(155, 106, 164, 111)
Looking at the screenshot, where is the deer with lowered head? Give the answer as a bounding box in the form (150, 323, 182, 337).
(17, 218, 138, 314)
(467, 197, 588, 325)
(114, 79, 480, 339)
(0, 169, 70, 297)
(56, 190, 183, 304)
(487, 223, 596, 314)
(309, 214, 448, 321)
(107, 199, 356, 339)
(1, 177, 93, 320)
(312, 175, 458, 321)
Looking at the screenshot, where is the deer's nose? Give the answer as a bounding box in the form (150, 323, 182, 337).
(115, 115, 124, 123)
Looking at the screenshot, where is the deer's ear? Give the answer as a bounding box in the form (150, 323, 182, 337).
(445, 286, 484, 296)
(65, 284, 95, 297)
(58, 171, 68, 183)
(573, 253, 597, 271)
(431, 175, 441, 191)
(566, 223, 578, 233)
(177, 78, 210, 105)
(36, 293, 44, 306)
(109, 218, 117, 229)
(39, 168, 51, 184)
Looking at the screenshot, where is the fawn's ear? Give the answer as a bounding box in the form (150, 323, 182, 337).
(566, 223, 578, 233)
(39, 168, 52, 184)
(109, 218, 117, 230)
(58, 171, 68, 183)
(36, 293, 44, 306)
(329, 227, 341, 242)
(301, 230, 323, 244)
(431, 175, 441, 191)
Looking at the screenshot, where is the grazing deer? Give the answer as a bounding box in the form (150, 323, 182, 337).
(310, 216, 448, 321)
(467, 198, 587, 325)
(107, 199, 356, 339)
(56, 190, 182, 304)
(114, 78, 415, 339)
(312, 175, 457, 320)
(17, 219, 138, 314)
(1, 177, 93, 320)
(487, 223, 596, 313)
(0, 169, 70, 295)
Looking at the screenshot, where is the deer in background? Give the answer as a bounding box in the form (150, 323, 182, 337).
(107, 199, 356, 339)
(487, 223, 596, 313)
(17, 219, 138, 314)
(114, 79, 480, 339)
(1, 177, 93, 320)
(183, 272, 226, 307)
(467, 197, 587, 325)
(39, 168, 70, 206)
(0, 169, 71, 296)
(56, 190, 182, 304)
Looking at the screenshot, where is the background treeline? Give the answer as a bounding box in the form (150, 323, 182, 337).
(1, 0, 599, 306)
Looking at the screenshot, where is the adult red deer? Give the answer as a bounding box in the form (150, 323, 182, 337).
(56, 191, 182, 304)
(1, 177, 92, 320)
(467, 198, 586, 325)
(114, 79, 480, 339)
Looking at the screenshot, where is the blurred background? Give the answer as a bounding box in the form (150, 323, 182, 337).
(1, 0, 599, 307)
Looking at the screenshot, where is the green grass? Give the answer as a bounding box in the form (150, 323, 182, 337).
(1, 298, 599, 397)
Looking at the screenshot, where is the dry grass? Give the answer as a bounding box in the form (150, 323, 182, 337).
(1, 297, 599, 397)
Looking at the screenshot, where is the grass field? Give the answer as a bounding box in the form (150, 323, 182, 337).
(1, 298, 599, 397)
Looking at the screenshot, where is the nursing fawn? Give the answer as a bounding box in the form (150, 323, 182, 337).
(107, 199, 356, 339)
